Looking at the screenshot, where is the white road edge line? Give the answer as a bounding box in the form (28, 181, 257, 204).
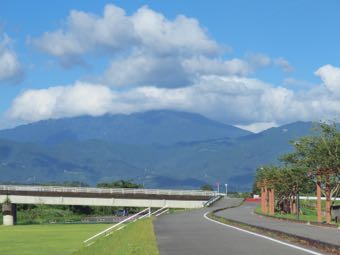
(203, 212, 325, 255)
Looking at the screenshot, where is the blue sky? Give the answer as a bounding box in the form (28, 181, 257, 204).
(1, 0, 340, 132)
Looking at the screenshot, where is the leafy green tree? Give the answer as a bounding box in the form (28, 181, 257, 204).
(256, 165, 313, 214)
(281, 122, 340, 221)
(97, 179, 143, 189)
(200, 184, 213, 191)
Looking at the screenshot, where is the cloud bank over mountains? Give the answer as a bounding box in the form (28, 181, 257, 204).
(3, 4, 340, 132)
(8, 71, 340, 132)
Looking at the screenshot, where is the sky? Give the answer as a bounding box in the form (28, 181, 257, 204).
(0, 0, 340, 132)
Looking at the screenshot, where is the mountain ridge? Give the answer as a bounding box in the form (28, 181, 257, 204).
(0, 110, 251, 145)
(0, 111, 332, 190)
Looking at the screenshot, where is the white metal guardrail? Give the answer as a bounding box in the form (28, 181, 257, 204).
(83, 206, 170, 244)
(0, 185, 215, 197)
(151, 206, 168, 216)
(204, 195, 222, 207)
(300, 196, 340, 201)
(84, 207, 151, 243)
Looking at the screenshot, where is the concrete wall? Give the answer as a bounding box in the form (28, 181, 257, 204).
(0, 195, 205, 209)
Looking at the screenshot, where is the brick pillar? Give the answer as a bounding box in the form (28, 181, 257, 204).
(316, 180, 322, 223)
(271, 189, 275, 215)
(264, 186, 268, 214)
(261, 187, 265, 212)
(268, 189, 275, 215)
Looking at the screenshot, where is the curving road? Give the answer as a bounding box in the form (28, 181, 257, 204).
(154, 198, 326, 255)
(215, 201, 340, 247)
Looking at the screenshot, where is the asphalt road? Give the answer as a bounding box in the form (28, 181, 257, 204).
(215, 202, 340, 247)
(154, 198, 326, 255)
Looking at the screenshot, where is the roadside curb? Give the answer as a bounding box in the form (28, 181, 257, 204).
(208, 203, 340, 255)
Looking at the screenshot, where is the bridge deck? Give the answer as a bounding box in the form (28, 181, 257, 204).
(0, 185, 215, 201)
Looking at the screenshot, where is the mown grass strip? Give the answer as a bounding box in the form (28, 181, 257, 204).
(254, 204, 340, 228)
(74, 218, 159, 255)
(0, 224, 110, 255)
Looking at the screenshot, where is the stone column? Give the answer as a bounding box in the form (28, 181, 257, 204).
(2, 203, 17, 226)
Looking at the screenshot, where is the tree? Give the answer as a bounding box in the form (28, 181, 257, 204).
(256, 165, 314, 215)
(201, 184, 213, 191)
(97, 180, 143, 189)
(281, 122, 340, 223)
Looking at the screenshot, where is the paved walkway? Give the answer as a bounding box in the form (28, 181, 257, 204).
(154, 198, 327, 255)
(215, 201, 340, 247)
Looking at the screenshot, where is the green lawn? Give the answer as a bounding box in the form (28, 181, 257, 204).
(255, 199, 340, 226)
(74, 218, 159, 255)
(0, 224, 110, 255)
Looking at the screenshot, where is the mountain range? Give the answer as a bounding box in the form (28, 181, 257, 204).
(0, 110, 320, 191)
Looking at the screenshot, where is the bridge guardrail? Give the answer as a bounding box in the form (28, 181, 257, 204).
(0, 185, 215, 197)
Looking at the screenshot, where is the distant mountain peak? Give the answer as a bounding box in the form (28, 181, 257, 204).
(0, 110, 251, 145)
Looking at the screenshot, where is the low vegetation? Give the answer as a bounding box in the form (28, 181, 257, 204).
(0, 224, 110, 255)
(255, 200, 340, 226)
(74, 218, 159, 255)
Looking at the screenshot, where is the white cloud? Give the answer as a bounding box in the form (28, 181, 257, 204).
(246, 53, 271, 69)
(102, 53, 253, 87)
(236, 122, 278, 133)
(9, 82, 114, 121)
(315, 64, 340, 97)
(0, 34, 22, 83)
(9, 4, 339, 132)
(30, 5, 137, 59)
(30, 4, 287, 89)
(7, 72, 340, 131)
(283, 77, 314, 88)
(30, 4, 219, 61)
(102, 51, 190, 88)
(182, 56, 252, 77)
(275, 57, 294, 72)
(131, 6, 219, 56)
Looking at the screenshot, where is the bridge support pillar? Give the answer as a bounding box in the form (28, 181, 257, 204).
(2, 203, 17, 226)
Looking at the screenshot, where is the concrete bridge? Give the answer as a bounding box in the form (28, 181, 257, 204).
(0, 185, 217, 225)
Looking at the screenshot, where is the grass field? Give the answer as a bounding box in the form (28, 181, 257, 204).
(74, 218, 159, 255)
(0, 224, 110, 255)
(255, 199, 340, 226)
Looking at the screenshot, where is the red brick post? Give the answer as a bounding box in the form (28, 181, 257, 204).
(316, 179, 322, 223)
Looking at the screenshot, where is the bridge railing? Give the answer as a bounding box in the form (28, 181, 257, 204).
(0, 185, 215, 197)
